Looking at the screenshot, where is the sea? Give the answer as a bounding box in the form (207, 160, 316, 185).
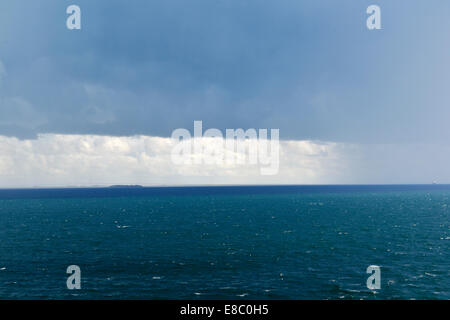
(0, 185, 448, 300)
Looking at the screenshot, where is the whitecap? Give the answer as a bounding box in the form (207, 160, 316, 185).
(346, 289, 361, 293)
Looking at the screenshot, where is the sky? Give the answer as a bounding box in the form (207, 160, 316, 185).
(1, 0, 450, 187)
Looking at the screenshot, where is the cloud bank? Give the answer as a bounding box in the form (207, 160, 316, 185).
(0, 134, 352, 187)
(1, 134, 449, 187)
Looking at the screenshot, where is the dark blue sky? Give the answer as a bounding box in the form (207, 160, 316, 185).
(1, 0, 450, 143)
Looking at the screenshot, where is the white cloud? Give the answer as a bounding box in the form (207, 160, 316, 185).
(0, 134, 355, 187)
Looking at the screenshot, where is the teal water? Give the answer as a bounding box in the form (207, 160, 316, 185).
(0, 186, 448, 299)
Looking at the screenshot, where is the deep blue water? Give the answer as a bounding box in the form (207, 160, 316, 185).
(0, 185, 448, 299)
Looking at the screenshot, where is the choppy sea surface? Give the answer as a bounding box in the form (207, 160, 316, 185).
(0, 185, 448, 300)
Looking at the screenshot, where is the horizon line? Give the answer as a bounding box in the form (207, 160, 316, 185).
(0, 183, 448, 190)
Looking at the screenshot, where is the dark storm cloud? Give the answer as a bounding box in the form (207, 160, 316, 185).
(1, 0, 450, 142)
